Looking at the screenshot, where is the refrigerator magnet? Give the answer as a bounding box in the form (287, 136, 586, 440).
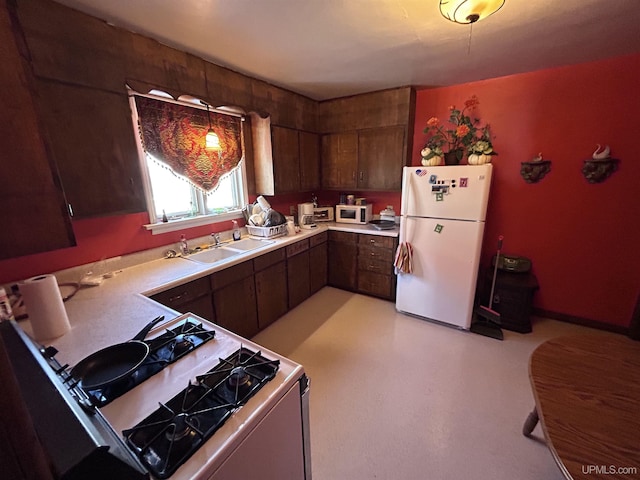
(434, 224, 444, 233)
(459, 177, 468, 187)
(435, 192, 444, 201)
(429, 174, 437, 184)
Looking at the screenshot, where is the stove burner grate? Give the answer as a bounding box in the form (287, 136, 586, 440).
(123, 347, 279, 478)
(84, 317, 215, 407)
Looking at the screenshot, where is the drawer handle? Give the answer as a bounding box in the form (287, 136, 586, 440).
(370, 239, 376, 244)
(168, 292, 188, 303)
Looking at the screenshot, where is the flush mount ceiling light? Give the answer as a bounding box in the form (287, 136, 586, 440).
(439, 0, 505, 24)
(204, 103, 221, 151)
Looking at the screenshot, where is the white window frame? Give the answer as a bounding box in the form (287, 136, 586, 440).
(128, 89, 248, 235)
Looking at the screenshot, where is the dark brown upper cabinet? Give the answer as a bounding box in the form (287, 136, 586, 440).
(0, 0, 75, 260)
(34, 81, 146, 218)
(268, 125, 320, 194)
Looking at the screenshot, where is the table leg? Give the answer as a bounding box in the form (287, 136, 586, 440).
(522, 407, 539, 437)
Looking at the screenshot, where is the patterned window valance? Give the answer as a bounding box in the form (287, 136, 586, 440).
(134, 95, 243, 193)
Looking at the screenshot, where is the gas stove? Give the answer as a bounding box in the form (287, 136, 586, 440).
(1, 313, 311, 480)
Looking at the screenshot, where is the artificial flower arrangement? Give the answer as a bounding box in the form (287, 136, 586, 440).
(467, 124, 498, 165)
(421, 95, 497, 165)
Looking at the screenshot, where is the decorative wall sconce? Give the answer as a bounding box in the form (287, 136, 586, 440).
(520, 152, 551, 183)
(582, 144, 619, 183)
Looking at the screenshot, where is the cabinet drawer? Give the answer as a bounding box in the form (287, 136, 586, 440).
(286, 239, 309, 257)
(253, 247, 286, 272)
(358, 234, 395, 249)
(150, 276, 210, 308)
(210, 261, 254, 291)
(309, 231, 328, 247)
(358, 245, 393, 263)
(358, 255, 393, 274)
(357, 271, 392, 298)
(328, 230, 357, 244)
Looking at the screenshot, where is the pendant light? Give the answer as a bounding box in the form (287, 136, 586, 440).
(439, 0, 505, 24)
(204, 103, 221, 151)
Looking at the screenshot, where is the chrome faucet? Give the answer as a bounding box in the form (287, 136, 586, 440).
(210, 233, 221, 247)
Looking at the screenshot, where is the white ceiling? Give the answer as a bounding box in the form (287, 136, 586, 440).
(54, 0, 640, 101)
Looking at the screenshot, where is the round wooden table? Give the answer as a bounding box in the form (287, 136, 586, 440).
(523, 334, 640, 479)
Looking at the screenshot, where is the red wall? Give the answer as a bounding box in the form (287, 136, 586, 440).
(2, 53, 638, 328)
(412, 53, 640, 328)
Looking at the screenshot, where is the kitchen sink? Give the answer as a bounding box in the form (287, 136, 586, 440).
(185, 247, 239, 264)
(184, 237, 274, 264)
(223, 237, 275, 252)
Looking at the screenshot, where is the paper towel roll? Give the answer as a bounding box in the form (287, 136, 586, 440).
(20, 274, 71, 341)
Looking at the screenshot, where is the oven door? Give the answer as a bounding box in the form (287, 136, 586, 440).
(209, 379, 309, 480)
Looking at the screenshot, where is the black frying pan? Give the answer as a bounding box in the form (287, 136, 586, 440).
(70, 315, 165, 390)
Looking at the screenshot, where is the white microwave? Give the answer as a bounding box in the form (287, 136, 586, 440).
(335, 204, 372, 224)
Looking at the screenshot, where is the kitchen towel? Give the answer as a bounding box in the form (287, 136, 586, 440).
(20, 274, 71, 341)
(394, 242, 413, 274)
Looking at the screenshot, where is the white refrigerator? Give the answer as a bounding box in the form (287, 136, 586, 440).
(395, 164, 493, 329)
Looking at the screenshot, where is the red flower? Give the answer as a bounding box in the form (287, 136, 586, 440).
(456, 125, 470, 137)
(426, 117, 440, 128)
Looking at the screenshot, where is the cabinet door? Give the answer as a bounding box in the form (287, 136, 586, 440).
(34, 81, 146, 218)
(213, 277, 259, 339)
(181, 295, 215, 323)
(287, 251, 311, 310)
(299, 131, 320, 192)
(271, 125, 300, 193)
(328, 241, 357, 291)
(0, 2, 75, 259)
(309, 242, 327, 294)
(357, 126, 406, 191)
(255, 261, 288, 330)
(321, 132, 357, 190)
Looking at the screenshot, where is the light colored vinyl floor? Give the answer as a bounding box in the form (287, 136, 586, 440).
(253, 287, 613, 480)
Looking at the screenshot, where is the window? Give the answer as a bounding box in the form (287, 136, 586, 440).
(129, 90, 248, 234)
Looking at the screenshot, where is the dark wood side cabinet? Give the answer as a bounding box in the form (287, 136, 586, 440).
(309, 232, 328, 294)
(254, 248, 288, 331)
(150, 276, 214, 322)
(211, 262, 259, 339)
(328, 231, 358, 291)
(481, 270, 539, 333)
(357, 234, 397, 300)
(287, 239, 311, 309)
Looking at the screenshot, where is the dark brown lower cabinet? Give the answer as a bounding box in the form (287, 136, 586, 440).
(149, 276, 214, 322)
(309, 232, 328, 294)
(328, 231, 358, 291)
(211, 262, 259, 339)
(357, 234, 397, 300)
(287, 239, 311, 309)
(254, 248, 288, 330)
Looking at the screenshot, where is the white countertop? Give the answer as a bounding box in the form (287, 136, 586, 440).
(19, 223, 398, 366)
